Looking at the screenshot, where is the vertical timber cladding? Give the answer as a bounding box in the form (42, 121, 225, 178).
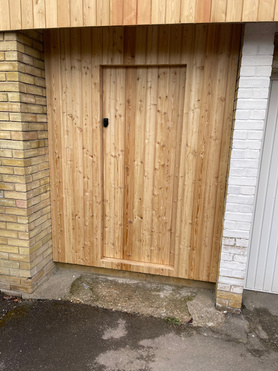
(45, 24, 241, 282)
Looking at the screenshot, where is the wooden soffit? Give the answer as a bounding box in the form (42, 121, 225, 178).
(0, 0, 277, 31)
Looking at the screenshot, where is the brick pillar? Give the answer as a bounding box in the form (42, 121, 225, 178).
(0, 31, 54, 294)
(216, 23, 276, 312)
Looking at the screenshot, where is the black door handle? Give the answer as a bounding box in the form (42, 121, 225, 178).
(103, 118, 109, 127)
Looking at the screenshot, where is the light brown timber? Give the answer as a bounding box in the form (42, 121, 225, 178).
(1, 0, 278, 30)
(45, 24, 241, 283)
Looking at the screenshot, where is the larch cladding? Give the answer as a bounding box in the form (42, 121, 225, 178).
(0, 31, 54, 294)
(216, 23, 276, 312)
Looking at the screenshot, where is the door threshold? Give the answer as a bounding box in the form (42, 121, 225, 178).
(101, 257, 174, 270)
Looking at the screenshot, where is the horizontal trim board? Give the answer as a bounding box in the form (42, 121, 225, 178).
(101, 258, 175, 270)
(0, 0, 277, 31)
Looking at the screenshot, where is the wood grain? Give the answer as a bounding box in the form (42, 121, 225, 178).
(45, 24, 241, 282)
(210, 0, 227, 22)
(196, 0, 212, 22)
(57, 0, 70, 27)
(9, 0, 21, 30)
(181, 0, 196, 23)
(1, 0, 278, 30)
(70, 0, 83, 27)
(258, 0, 276, 21)
(45, 0, 57, 28)
(242, 0, 259, 21)
(226, 0, 243, 22)
(33, 0, 45, 28)
(83, 0, 97, 26)
(21, 0, 34, 29)
(0, 0, 11, 30)
(137, 1, 151, 24)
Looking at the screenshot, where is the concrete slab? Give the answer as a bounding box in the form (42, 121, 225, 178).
(23, 269, 81, 301)
(24, 268, 225, 327)
(243, 290, 278, 316)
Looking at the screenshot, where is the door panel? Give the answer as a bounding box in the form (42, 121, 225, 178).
(45, 24, 242, 282)
(103, 66, 186, 266)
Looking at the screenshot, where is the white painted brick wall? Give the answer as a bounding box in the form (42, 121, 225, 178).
(217, 23, 275, 307)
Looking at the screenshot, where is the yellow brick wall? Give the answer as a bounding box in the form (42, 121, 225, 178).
(0, 31, 54, 294)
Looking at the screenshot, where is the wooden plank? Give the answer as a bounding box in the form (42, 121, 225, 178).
(169, 24, 182, 63)
(166, 67, 184, 266)
(103, 67, 114, 258)
(44, 30, 57, 260)
(2, 0, 278, 31)
(70, 28, 84, 264)
(258, 0, 276, 21)
(81, 28, 93, 265)
(105, 67, 121, 259)
(21, 0, 33, 28)
(102, 28, 119, 258)
(131, 66, 147, 262)
(57, 0, 70, 27)
(91, 27, 103, 265)
(123, 67, 136, 260)
(97, 0, 110, 26)
(226, 0, 243, 22)
(275, 0, 278, 20)
(33, 0, 45, 28)
(199, 25, 232, 281)
(108, 29, 125, 260)
(59, 29, 74, 263)
(110, 0, 123, 25)
(196, 0, 212, 23)
(166, 0, 181, 23)
(45, 0, 57, 28)
(71, 0, 83, 27)
(0, 0, 11, 30)
(123, 27, 136, 65)
(181, 0, 196, 23)
(123, 0, 137, 25)
(209, 24, 241, 281)
(176, 25, 205, 279)
(44, 30, 65, 262)
(113, 27, 124, 63)
(131, 28, 147, 262)
(168, 26, 183, 268)
(150, 27, 170, 265)
(172, 25, 189, 276)
(242, 0, 259, 21)
(155, 30, 170, 265)
(189, 25, 215, 281)
(9, 0, 21, 30)
(119, 29, 136, 262)
(83, 0, 97, 26)
(151, 0, 166, 24)
(114, 66, 125, 259)
(140, 27, 158, 266)
(46, 24, 241, 282)
(137, 1, 151, 24)
(210, 0, 227, 22)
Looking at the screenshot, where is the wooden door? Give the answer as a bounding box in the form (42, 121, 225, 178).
(45, 24, 242, 282)
(102, 66, 186, 268)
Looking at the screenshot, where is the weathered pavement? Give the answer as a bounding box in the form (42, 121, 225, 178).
(0, 269, 277, 371)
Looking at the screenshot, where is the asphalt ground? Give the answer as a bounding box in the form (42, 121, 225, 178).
(0, 291, 278, 371)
